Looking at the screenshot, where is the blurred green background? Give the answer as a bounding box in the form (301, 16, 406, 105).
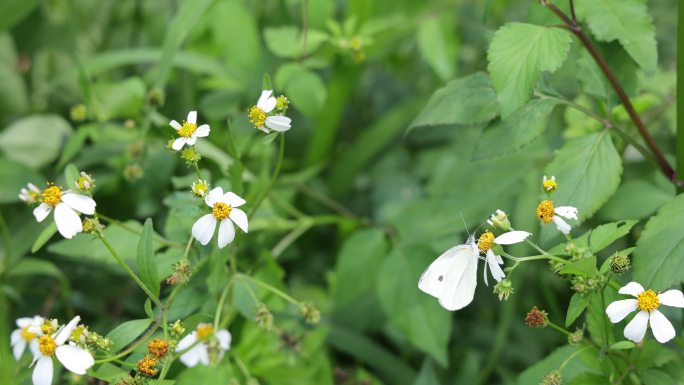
(0, 0, 678, 384)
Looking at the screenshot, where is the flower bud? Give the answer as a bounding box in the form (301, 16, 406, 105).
(180, 147, 201, 165)
(191, 180, 209, 198)
(543, 175, 558, 193)
(75, 172, 95, 192)
(494, 279, 514, 301)
(486, 209, 511, 231)
(170, 320, 185, 338)
(275, 95, 289, 114)
(255, 304, 274, 330)
(70, 104, 88, 122)
(147, 88, 165, 107)
(568, 328, 584, 345)
(299, 302, 321, 325)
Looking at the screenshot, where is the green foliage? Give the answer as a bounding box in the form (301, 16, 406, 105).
(136, 218, 160, 297)
(0, 115, 72, 168)
(487, 23, 572, 118)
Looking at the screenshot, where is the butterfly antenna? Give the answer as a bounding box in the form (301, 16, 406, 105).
(458, 212, 471, 237)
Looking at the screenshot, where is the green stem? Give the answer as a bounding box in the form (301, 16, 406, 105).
(94, 317, 163, 364)
(0, 210, 11, 273)
(559, 345, 592, 371)
(248, 134, 285, 217)
(214, 282, 232, 330)
(240, 274, 299, 305)
(678, 1, 684, 192)
(96, 232, 162, 308)
(504, 253, 568, 265)
(193, 162, 204, 181)
(547, 320, 572, 336)
(98, 214, 184, 248)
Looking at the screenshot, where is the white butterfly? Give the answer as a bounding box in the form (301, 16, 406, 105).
(418, 235, 479, 311)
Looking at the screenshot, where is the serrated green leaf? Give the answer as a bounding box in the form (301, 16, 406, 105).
(473, 98, 560, 160)
(559, 256, 597, 277)
(487, 23, 571, 118)
(588, 220, 637, 253)
(105, 318, 152, 353)
(137, 218, 159, 297)
(376, 245, 451, 366)
(633, 194, 684, 290)
(409, 72, 499, 131)
(574, 0, 657, 74)
(565, 292, 592, 327)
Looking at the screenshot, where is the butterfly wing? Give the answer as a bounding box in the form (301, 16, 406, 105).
(418, 243, 471, 299)
(436, 237, 479, 311)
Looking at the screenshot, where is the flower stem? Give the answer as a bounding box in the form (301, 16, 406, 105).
(248, 133, 285, 217)
(96, 232, 162, 308)
(97, 214, 184, 248)
(677, 1, 684, 192)
(240, 274, 299, 305)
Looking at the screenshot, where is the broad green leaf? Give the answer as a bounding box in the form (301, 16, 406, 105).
(376, 244, 451, 366)
(565, 292, 592, 327)
(90, 363, 128, 382)
(0, 115, 73, 168)
(487, 23, 572, 118)
(633, 193, 684, 290)
(0, 158, 42, 203)
(517, 345, 598, 385)
(542, 131, 622, 242)
(473, 98, 560, 160)
(91, 78, 146, 121)
(409, 72, 499, 130)
(264, 26, 328, 58)
(599, 178, 674, 221)
(63, 163, 80, 192)
(136, 219, 159, 297)
(275, 63, 327, 117)
(574, 0, 657, 74)
(8, 257, 66, 282)
(105, 318, 152, 353)
(233, 275, 259, 319)
(30, 222, 57, 253)
(567, 373, 611, 385)
(588, 220, 637, 253)
(609, 341, 636, 350)
(333, 228, 388, 330)
(413, 359, 440, 385)
(0, 0, 40, 31)
(559, 256, 597, 277)
(176, 364, 235, 385)
(417, 16, 458, 81)
(212, 0, 262, 71)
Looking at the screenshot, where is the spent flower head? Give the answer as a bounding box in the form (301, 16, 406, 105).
(137, 354, 158, 377)
(147, 338, 170, 358)
(525, 306, 548, 328)
(540, 370, 562, 385)
(609, 253, 631, 274)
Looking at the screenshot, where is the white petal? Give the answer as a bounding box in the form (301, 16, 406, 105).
(55, 344, 94, 375)
(256, 125, 270, 134)
(205, 187, 224, 207)
(216, 330, 231, 351)
(172, 137, 187, 151)
(552, 215, 571, 235)
(649, 309, 676, 343)
(191, 214, 217, 246)
(32, 356, 53, 385)
(624, 310, 649, 343)
(169, 120, 182, 130)
(494, 231, 532, 245)
(55, 316, 81, 345)
(197, 344, 210, 365)
(265, 116, 291, 132)
(605, 299, 637, 323)
(257, 90, 276, 112)
(217, 219, 235, 249)
(54, 203, 83, 239)
(658, 290, 684, 308)
(179, 344, 205, 368)
(16, 317, 33, 328)
(229, 208, 248, 233)
(29, 183, 40, 193)
(29, 340, 40, 357)
(223, 192, 246, 208)
(11, 329, 21, 345)
(61, 193, 96, 215)
(554, 206, 578, 220)
(483, 253, 489, 287)
(175, 333, 197, 352)
(486, 249, 505, 283)
(187, 111, 197, 125)
(33, 204, 52, 222)
(195, 124, 210, 137)
(619, 282, 645, 297)
(13, 339, 26, 360)
(186, 136, 197, 146)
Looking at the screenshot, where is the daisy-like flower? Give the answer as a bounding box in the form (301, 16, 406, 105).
(33, 185, 96, 239)
(606, 282, 684, 343)
(536, 200, 577, 235)
(191, 187, 248, 248)
(11, 316, 44, 360)
(248, 90, 292, 133)
(169, 111, 211, 151)
(176, 324, 231, 367)
(31, 316, 94, 385)
(19, 183, 41, 204)
(477, 229, 532, 285)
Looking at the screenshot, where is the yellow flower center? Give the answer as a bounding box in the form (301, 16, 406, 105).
(276, 95, 288, 110)
(147, 338, 169, 358)
(41, 320, 55, 335)
(38, 335, 57, 356)
(636, 289, 660, 312)
(248, 106, 266, 128)
(478, 230, 495, 252)
(536, 200, 555, 224)
(543, 179, 558, 192)
(212, 202, 231, 221)
(196, 324, 214, 340)
(178, 120, 197, 138)
(20, 327, 37, 342)
(42, 186, 62, 206)
(137, 354, 158, 377)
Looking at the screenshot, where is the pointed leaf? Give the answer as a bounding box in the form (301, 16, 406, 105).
(137, 218, 159, 297)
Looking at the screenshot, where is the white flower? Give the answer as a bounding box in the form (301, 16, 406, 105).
(248, 90, 292, 133)
(169, 111, 211, 151)
(477, 230, 532, 286)
(11, 316, 44, 360)
(176, 324, 231, 367)
(31, 316, 94, 385)
(606, 282, 684, 343)
(33, 186, 96, 239)
(537, 200, 578, 235)
(19, 183, 41, 204)
(191, 187, 248, 248)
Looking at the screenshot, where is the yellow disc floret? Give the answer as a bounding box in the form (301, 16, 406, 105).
(636, 289, 660, 312)
(248, 106, 266, 128)
(543, 176, 558, 192)
(147, 338, 169, 358)
(536, 200, 555, 224)
(42, 185, 62, 206)
(478, 230, 495, 252)
(41, 320, 56, 335)
(196, 324, 214, 340)
(137, 354, 158, 377)
(212, 202, 231, 221)
(178, 120, 197, 138)
(20, 327, 37, 342)
(38, 335, 57, 356)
